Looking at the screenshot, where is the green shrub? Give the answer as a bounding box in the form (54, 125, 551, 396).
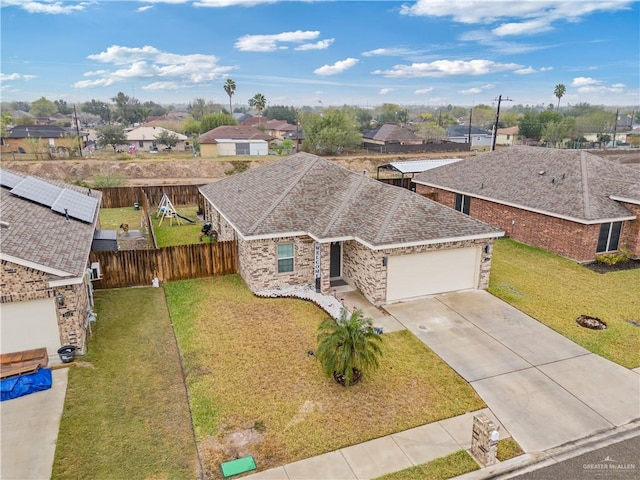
(595, 249, 630, 265)
(224, 161, 250, 176)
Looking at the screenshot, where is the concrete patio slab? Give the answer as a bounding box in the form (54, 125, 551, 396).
(634, 367, 640, 375)
(438, 408, 510, 450)
(244, 466, 289, 479)
(386, 299, 530, 382)
(340, 436, 412, 480)
(471, 367, 613, 452)
(436, 291, 590, 365)
(538, 354, 640, 426)
(390, 422, 459, 466)
(0, 368, 68, 480)
(283, 451, 355, 480)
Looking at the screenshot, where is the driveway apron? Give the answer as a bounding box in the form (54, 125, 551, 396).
(385, 290, 640, 453)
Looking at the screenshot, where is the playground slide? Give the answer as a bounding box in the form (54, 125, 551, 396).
(175, 212, 196, 224)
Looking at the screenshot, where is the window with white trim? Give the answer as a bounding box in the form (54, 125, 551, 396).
(277, 243, 294, 273)
(596, 222, 622, 253)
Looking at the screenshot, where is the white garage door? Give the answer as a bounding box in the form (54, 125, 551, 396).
(386, 247, 480, 303)
(0, 298, 61, 356)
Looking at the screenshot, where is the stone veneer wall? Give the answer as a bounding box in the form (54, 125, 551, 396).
(414, 185, 628, 263)
(342, 238, 495, 306)
(0, 261, 90, 354)
(203, 202, 236, 241)
(238, 235, 326, 293)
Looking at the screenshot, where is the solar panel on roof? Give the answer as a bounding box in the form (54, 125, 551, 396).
(0, 170, 25, 189)
(10, 177, 63, 207)
(51, 189, 98, 223)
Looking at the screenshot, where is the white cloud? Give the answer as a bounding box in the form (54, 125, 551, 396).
(295, 39, 334, 51)
(414, 87, 434, 94)
(572, 76, 600, 86)
(74, 45, 234, 90)
(142, 81, 183, 90)
(514, 66, 536, 75)
(362, 47, 414, 57)
(137, 5, 154, 12)
(492, 19, 552, 37)
(194, 0, 274, 6)
(1, 0, 91, 14)
(314, 58, 359, 76)
(0, 73, 36, 81)
(235, 30, 322, 52)
(540, 66, 554, 72)
(400, 1, 633, 26)
(578, 84, 625, 94)
(379, 88, 393, 95)
(372, 59, 521, 78)
(459, 87, 482, 95)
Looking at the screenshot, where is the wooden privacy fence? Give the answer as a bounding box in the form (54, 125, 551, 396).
(89, 241, 238, 289)
(99, 185, 204, 211)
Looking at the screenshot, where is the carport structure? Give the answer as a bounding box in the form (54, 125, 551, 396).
(376, 158, 461, 190)
(200, 153, 504, 306)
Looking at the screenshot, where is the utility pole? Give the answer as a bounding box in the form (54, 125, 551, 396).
(468, 108, 473, 145)
(612, 108, 619, 148)
(491, 95, 512, 151)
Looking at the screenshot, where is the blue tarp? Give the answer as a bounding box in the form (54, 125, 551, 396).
(1, 368, 52, 401)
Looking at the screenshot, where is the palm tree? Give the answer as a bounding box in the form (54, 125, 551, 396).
(554, 84, 566, 112)
(316, 308, 383, 387)
(248, 93, 267, 127)
(223, 78, 236, 115)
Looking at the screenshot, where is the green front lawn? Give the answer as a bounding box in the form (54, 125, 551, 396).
(489, 239, 640, 368)
(52, 288, 198, 480)
(164, 275, 485, 478)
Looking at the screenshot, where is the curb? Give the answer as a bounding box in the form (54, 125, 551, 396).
(452, 421, 640, 480)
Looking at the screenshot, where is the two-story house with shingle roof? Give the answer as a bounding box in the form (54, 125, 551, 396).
(413, 146, 640, 263)
(199, 152, 503, 306)
(0, 169, 101, 359)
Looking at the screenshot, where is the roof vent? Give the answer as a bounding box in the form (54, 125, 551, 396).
(551, 177, 556, 184)
(0, 221, 9, 229)
(538, 170, 545, 175)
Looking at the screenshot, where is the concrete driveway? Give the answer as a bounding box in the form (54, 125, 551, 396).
(385, 290, 640, 453)
(0, 368, 68, 480)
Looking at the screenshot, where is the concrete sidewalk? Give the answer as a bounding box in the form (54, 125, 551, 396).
(245, 407, 510, 480)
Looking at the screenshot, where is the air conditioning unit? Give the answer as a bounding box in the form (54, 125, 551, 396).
(90, 262, 101, 280)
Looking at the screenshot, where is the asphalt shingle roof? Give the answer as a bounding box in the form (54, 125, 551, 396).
(0, 169, 100, 276)
(199, 125, 272, 143)
(413, 146, 640, 222)
(363, 124, 421, 142)
(199, 152, 502, 247)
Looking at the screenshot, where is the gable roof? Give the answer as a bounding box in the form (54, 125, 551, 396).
(199, 125, 272, 144)
(363, 124, 421, 142)
(0, 169, 101, 277)
(7, 125, 69, 139)
(413, 146, 640, 223)
(125, 126, 187, 141)
(199, 153, 502, 249)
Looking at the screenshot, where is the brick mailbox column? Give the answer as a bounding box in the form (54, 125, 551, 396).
(470, 413, 499, 467)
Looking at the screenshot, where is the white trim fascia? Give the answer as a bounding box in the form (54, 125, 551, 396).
(609, 195, 640, 206)
(356, 231, 505, 251)
(412, 182, 637, 225)
(49, 276, 84, 287)
(0, 253, 73, 277)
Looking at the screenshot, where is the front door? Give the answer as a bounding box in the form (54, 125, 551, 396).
(330, 242, 342, 278)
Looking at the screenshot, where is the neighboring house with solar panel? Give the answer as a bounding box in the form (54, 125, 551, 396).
(199, 152, 503, 306)
(0, 169, 101, 359)
(2, 125, 87, 156)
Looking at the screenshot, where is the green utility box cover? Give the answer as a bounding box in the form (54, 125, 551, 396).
(220, 456, 256, 478)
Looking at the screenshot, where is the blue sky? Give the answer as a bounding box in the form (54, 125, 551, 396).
(1, 0, 638, 108)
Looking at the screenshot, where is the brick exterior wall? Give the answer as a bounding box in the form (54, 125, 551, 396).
(620, 202, 640, 258)
(415, 185, 639, 262)
(0, 261, 91, 354)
